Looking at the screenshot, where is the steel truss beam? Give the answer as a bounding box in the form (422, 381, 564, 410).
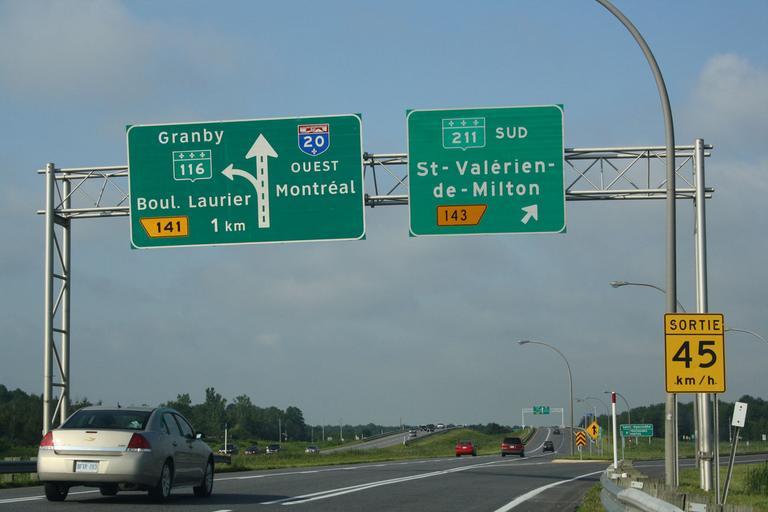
(38, 143, 713, 433)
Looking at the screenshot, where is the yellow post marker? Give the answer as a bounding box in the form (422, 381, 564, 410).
(664, 313, 725, 393)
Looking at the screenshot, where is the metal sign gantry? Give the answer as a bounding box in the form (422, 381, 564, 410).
(38, 141, 713, 435)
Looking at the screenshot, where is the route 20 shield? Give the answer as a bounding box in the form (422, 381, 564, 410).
(298, 124, 330, 156)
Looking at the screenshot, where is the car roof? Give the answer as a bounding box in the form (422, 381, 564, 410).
(74, 405, 157, 412)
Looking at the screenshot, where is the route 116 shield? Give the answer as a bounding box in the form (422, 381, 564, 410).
(298, 123, 330, 156)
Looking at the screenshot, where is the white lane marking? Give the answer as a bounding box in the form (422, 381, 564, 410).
(492, 469, 603, 511)
(216, 455, 498, 483)
(262, 456, 546, 506)
(0, 489, 97, 505)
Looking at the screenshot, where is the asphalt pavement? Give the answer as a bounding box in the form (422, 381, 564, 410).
(0, 428, 609, 511)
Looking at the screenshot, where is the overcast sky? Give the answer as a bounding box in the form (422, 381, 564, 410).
(1, 0, 766, 428)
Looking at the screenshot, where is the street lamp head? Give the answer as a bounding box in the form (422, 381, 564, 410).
(518, 340, 531, 345)
(610, 281, 628, 288)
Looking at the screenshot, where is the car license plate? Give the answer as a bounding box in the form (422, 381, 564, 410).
(75, 461, 98, 473)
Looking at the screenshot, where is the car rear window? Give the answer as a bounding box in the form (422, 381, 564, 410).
(62, 410, 151, 430)
(503, 437, 522, 444)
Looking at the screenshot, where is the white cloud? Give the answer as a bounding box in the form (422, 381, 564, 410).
(684, 54, 768, 151)
(0, 1, 240, 102)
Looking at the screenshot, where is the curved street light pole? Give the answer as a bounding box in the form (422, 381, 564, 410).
(727, 328, 768, 345)
(584, 395, 611, 418)
(610, 281, 687, 313)
(519, 340, 574, 456)
(596, 0, 678, 486)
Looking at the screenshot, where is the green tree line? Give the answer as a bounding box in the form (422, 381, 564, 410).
(0, 384, 398, 451)
(580, 395, 768, 441)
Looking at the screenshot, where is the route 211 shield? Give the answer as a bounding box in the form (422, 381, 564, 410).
(298, 123, 330, 156)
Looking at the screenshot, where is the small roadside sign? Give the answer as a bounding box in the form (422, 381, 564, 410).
(620, 424, 653, 437)
(575, 431, 587, 448)
(664, 313, 725, 393)
(586, 421, 600, 441)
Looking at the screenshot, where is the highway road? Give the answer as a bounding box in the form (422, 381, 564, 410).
(321, 427, 443, 454)
(6, 429, 763, 511)
(0, 427, 612, 511)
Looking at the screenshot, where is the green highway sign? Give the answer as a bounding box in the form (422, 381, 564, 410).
(127, 115, 365, 248)
(533, 405, 551, 415)
(407, 105, 565, 236)
(620, 424, 654, 437)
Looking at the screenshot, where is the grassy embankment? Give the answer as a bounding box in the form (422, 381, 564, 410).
(576, 460, 768, 511)
(677, 462, 768, 511)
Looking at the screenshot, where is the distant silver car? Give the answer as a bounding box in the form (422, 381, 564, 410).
(37, 406, 213, 502)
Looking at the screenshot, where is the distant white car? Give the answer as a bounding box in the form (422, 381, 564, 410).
(37, 406, 213, 502)
(408, 430, 417, 438)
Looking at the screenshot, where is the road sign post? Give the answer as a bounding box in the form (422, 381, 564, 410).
(407, 105, 565, 236)
(664, 314, 725, 393)
(128, 115, 365, 248)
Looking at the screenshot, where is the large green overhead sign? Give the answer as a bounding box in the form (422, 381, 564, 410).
(127, 115, 365, 248)
(407, 105, 566, 236)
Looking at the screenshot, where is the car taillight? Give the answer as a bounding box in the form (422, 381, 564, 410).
(126, 433, 152, 452)
(39, 432, 54, 450)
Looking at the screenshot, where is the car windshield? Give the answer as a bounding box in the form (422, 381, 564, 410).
(62, 409, 151, 430)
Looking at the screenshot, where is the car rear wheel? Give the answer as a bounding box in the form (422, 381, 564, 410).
(149, 460, 173, 501)
(44, 483, 69, 502)
(520, 452, 525, 458)
(501, 452, 506, 457)
(193, 459, 214, 498)
(99, 484, 118, 496)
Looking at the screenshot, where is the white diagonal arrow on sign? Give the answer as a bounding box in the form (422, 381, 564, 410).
(521, 204, 538, 224)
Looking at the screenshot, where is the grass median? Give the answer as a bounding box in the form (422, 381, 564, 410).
(220, 428, 534, 473)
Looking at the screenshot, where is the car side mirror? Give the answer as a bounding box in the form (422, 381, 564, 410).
(195, 432, 205, 440)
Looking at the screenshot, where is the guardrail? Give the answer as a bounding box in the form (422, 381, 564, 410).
(601, 466, 683, 512)
(0, 460, 36, 474)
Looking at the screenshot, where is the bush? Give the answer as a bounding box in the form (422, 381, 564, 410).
(744, 462, 768, 494)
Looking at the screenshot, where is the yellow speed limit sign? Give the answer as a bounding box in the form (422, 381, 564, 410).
(664, 313, 725, 393)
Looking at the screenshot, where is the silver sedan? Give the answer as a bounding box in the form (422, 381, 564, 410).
(37, 406, 214, 501)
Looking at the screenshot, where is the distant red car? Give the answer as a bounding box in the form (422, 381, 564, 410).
(501, 436, 525, 457)
(455, 440, 477, 457)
